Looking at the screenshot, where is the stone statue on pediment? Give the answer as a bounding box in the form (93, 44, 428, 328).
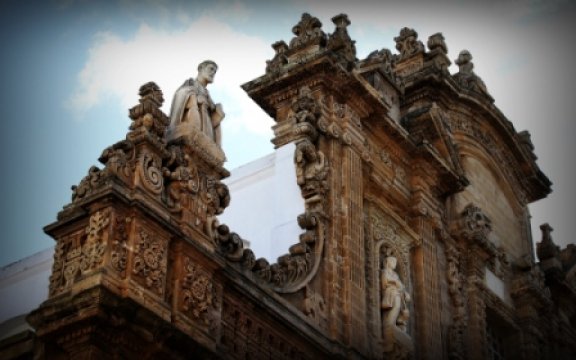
(168, 60, 225, 148)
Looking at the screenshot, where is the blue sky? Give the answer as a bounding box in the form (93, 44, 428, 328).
(1, 0, 574, 266)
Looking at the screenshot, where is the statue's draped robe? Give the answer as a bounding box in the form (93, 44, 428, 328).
(169, 78, 221, 145)
(381, 269, 402, 310)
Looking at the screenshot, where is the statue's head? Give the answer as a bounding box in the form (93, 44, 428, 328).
(385, 256, 397, 270)
(197, 60, 218, 85)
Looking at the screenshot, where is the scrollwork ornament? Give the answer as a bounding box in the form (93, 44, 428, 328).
(137, 152, 163, 194)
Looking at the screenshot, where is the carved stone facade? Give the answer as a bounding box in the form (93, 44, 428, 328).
(7, 12, 574, 360)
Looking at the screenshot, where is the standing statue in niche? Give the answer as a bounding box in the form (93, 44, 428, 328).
(381, 256, 411, 332)
(168, 60, 225, 147)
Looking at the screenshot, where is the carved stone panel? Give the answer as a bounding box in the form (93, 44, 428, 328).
(178, 256, 221, 334)
(132, 225, 168, 297)
(49, 210, 111, 296)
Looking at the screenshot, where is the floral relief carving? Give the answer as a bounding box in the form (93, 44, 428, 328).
(180, 257, 217, 327)
(79, 211, 110, 274)
(132, 227, 167, 296)
(111, 216, 130, 277)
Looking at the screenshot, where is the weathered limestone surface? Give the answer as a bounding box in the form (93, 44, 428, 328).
(5, 12, 574, 360)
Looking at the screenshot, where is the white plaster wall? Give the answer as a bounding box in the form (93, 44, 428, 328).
(0, 247, 52, 328)
(219, 143, 304, 261)
(484, 267, 512, 306)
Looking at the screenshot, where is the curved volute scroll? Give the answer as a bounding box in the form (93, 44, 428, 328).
(215, 86, 329, 293)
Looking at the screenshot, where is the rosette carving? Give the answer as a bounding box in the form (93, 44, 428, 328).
(180, 257, 217, 327)
(133, 228, 167, 295)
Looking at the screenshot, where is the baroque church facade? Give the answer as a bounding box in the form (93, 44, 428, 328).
(4, 12, 575, 359)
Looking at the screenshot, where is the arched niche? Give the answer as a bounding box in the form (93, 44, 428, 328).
(451, 140, 529, 259)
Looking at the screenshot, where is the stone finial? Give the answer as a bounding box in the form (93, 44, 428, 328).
(128, 82, 169, 140)
(327, 13, 356, 67)
(537, 223, 560, 261)
(394, 27, 424, 59)
(266, 41, 289, 74)
(332, 13, 350, 28)
(453, 50, 490, 98)
(272, 40, 289, 54)
(289, 13, 326, 49)
(455, 50, 474, 75)
(518, 131, 535, 150)
(427, 32, 447, 54)
(139, 81, 164, 107)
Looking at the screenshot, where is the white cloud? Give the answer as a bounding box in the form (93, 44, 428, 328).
(66, 16, 275, 137)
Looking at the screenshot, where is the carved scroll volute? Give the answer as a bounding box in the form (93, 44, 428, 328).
(213, 86, 329, 294)
(128, 82, 170, 200)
